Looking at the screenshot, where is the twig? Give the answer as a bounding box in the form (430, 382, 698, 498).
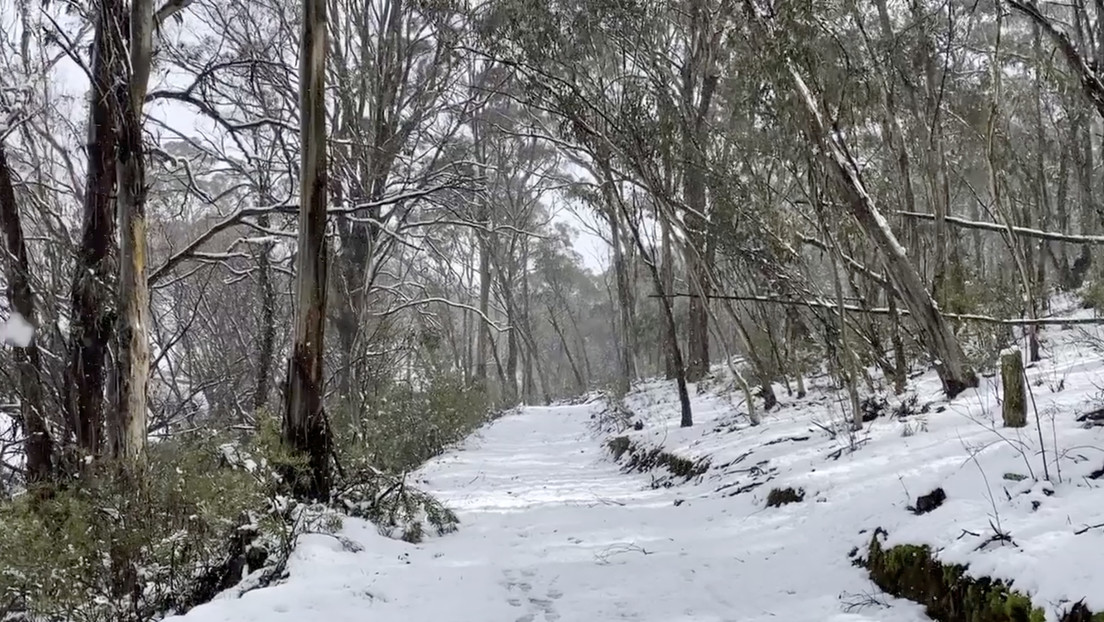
(1074, 522, 1104, 535)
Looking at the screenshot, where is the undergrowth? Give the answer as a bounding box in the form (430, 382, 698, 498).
(0, 416, 335, 622)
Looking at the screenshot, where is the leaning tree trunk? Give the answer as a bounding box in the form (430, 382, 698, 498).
(788, 65, 978, 398)
(612, 195, 693, 427)
(0, 143, 52, 481)
(283, 0, 332, 501)
(548, 306, 586, 395)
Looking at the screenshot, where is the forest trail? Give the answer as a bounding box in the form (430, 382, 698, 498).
(170, 401, 929, 622)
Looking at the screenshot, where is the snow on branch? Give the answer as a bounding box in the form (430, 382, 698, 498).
(650, 293, 1104, 326)
(898, 211, 1104, 245)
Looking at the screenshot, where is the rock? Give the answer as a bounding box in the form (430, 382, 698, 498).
(765, 487, 805, 507)
(862, 529, 1057, 622)
(908, 487, 946, 515)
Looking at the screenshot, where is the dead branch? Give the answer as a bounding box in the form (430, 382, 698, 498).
(648, 293, 1104, 326)
(899, 211, 1104, 245)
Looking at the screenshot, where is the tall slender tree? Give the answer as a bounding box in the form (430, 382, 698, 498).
(283, 0, 332, 499)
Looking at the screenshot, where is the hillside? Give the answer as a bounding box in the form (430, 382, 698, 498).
(163, 305, 1104, 622)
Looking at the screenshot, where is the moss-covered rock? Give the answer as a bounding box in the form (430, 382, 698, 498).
(862, 529, 1096, 622)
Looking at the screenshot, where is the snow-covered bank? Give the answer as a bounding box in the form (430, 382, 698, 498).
(614, 327, 1104, 618)
(167, 320, 1104, 622)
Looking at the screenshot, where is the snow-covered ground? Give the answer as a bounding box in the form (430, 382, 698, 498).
(168, 305, 1104, 622)
(166, 399, 928, 622)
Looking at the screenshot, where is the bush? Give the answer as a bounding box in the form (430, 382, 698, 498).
(944, 277, 1021, 372)
(334, 465, 459, 543)
(0, 426, 333, 622)
(332, 373, 491, 475)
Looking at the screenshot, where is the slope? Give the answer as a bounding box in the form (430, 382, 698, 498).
(166, 306, 1104, 622)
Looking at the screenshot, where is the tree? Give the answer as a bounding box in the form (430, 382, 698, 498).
(0, 142, 52, 481)
(785, 64, 979, 397)
(283, 0, 332, 499)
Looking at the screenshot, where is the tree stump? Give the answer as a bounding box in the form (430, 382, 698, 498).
(1001, 348, 1026, 428)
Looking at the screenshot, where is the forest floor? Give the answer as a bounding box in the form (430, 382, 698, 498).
(169, 303, 1104, 622)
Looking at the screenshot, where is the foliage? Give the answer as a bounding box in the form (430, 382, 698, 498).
(333, 465, 459, 543)
(332, 373, 492, 475)
(0, 430, 334, 622)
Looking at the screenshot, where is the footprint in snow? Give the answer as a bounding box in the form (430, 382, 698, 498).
(502, 569, 562, 621)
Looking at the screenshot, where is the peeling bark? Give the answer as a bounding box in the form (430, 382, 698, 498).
(67, 0, 123, 458)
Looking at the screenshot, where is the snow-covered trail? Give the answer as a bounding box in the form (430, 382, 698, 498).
(175, 402, 928, 622)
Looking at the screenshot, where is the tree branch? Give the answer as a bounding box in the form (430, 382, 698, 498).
(899, 211, 1104, 245)
(649, 293, 1104, 326)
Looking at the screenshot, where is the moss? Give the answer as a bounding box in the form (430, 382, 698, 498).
(863, 530, 1088, 622)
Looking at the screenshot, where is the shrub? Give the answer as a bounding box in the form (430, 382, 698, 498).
(332, 373, 491, 475)
(334, 465, 459, 543)
(0, 426, 333, 622)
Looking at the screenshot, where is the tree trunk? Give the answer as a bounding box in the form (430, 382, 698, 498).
(788, 65, 978, 398)
(253, 202, 277, 412)
(612, 198, 693, 427)
(608, 204, 636, 394)
(110, 0, 154, 463)
(476, 230, 491, 385)
(660, 218, 678, 380)
(0, 143, 53, 481)
(283, 0, 332, 500)
(1000, 348, 1027, 428)
(889, 296, 907, 395)
(681, 0, 718, 383)
(825, 218, 863, 430)
(548, 306, 586, 395)
(67, 0, 122, 459)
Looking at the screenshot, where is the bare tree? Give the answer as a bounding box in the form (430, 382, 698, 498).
(283, 0, 333, 500)
(0, 142, 52, 480)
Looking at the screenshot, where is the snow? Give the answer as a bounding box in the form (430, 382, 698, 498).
(167, 301, 1104, 622)
(0, 312, 34, 347)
